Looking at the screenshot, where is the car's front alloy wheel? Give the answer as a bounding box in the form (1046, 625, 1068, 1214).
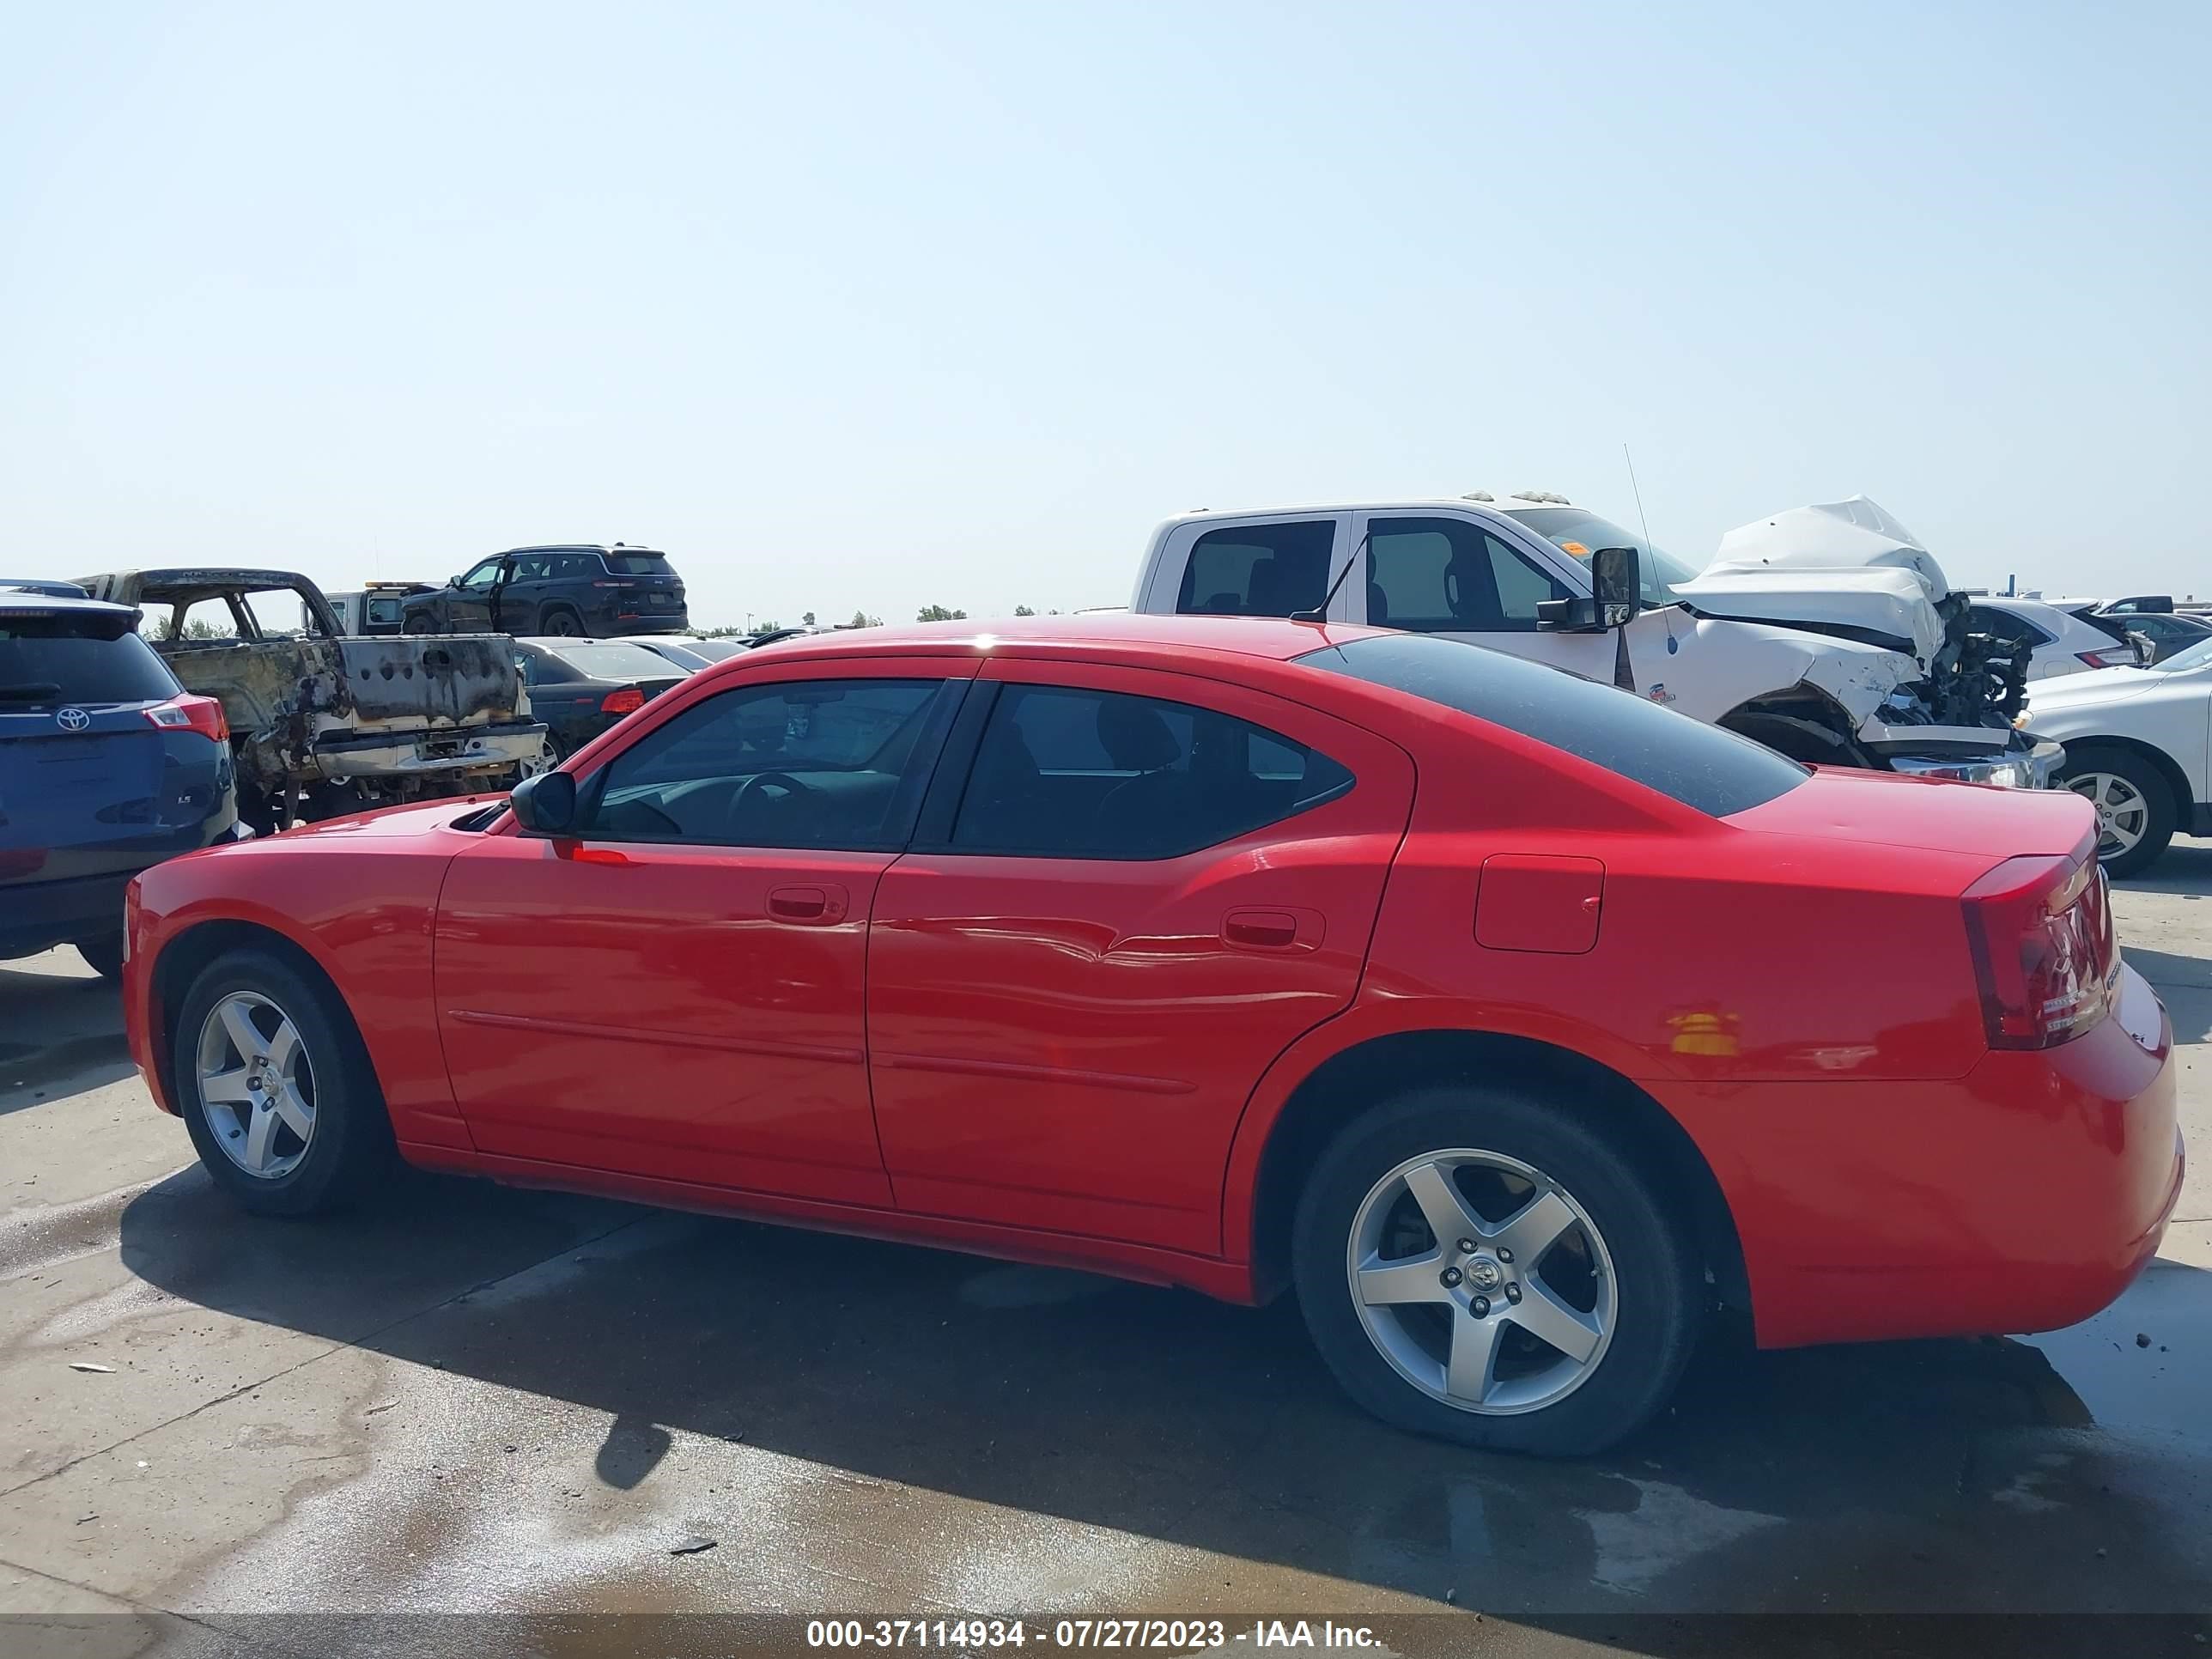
(195, 990, 318, 1180)
(175, 947, 393, 1214)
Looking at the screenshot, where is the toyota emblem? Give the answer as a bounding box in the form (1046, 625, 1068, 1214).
(57, 707, 91, 732)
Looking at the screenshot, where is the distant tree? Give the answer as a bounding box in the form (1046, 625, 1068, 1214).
(1013, 605, 1036, 617)
(848, 611, 881, 629)
(755, 619, 781, 634)
(801, 610, 817, 627)
(916, 604, 967, 623)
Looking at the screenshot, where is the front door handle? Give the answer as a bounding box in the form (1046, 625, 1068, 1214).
(769, 884, 849, 925)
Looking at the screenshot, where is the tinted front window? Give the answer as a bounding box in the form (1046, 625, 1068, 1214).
(1176, 521, 1334, 617)
(0, 614, 180, 706)
(951, 684, 1353, 859)
(1298, 633, 1804, 817)
(604, 553, 676, 576)
(583, 679, 957, 849)
(1366, 517, 1567, 633)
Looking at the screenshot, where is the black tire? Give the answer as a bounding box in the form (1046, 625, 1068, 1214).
(173, 947, 395, 1216)
(2059, 743, 2175, 878)
(76, 934, 125, 981)
(402, 613, 435, 635)
(1291, 1085, 1698, 1457)
(540, 606, 584, 638)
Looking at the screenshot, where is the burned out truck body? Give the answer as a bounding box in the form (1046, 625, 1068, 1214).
(75, 568, 546, 828)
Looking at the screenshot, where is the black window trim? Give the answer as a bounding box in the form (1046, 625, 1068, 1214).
(915, 675, 1358, 863)
(560, 675, 975, 854)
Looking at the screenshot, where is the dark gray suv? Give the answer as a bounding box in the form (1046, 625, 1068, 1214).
(400, 544, 689, 638)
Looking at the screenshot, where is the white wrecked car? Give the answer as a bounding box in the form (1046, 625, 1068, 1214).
(1129, 493, 2056, 785)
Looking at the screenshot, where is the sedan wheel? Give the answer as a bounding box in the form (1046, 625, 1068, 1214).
(2066, 770, 2148, 860)
(176, 947, 393, 1214)
(194, 991, 317, 1179)
(1293, 1085, 1697, 1455)
(2057, 744, 2175, 877)
(1347, 1149, 1615, 1416)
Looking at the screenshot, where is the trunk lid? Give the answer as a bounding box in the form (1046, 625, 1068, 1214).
(1727, 765, 2095, 860)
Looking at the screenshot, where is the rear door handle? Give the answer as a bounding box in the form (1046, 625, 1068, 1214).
(1223, 908, 1321, 951)
(769, 884, 849, 925)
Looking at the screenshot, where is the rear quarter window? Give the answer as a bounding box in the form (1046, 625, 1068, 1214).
(1298, 633, 1805, 817)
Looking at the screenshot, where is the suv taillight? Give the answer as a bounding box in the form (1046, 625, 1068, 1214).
(145, 694, 228, 744)
(1961, 841, 2116, 1049)
(2075, 647, 2137, 669)
(600, 687, 645, 714)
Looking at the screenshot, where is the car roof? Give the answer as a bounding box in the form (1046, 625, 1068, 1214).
(0, 589, 140, 621)
(1160, 496, 1541, 527)
(740, 613, 1385, 664)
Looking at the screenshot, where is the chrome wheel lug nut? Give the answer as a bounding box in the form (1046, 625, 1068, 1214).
(1471, 1295, 1491, 1318)
(1504, 1284, 1522, 1304)
(1439, 1267, 1462, 1288)
(1497, 1247, 1514, 1263)
(1456, 1238, 1477, 1255)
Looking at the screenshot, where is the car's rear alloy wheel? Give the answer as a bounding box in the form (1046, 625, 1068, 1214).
(176, 948, 394, 1215)
(195, 990, 318, 1180)
(1293, 1085, 1698, 1455)
(1346, 1149, 1616, 1416)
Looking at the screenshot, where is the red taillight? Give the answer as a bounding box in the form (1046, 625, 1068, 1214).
(600, 687, 645, 714)
(145, 695, 228, 744)
(2076, 648, 2136, 669)
(1961, 843, 2117, 1049)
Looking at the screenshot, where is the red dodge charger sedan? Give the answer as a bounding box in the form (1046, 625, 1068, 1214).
(120, 616, 2183, 1455)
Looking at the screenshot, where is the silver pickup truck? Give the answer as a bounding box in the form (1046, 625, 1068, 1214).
(76, 568, 548, 830)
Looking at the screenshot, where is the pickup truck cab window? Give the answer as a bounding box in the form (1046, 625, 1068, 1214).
(1175, 520, 1336, 617)
(948, 683, 1352, 859)
(1365, 516, 1569, 633)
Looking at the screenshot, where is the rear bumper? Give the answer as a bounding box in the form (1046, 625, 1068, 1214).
(310, 719, 546, 780)
(0, 870, 132, 957)
(0, 817, 247, 958)
(1659, 963, 2181, 1348)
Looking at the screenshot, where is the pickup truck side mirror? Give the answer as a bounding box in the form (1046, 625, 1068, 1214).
(509, 769, 577, 835)
(1591, 546, 1641, 625)
(1536, 546, 1643, 634)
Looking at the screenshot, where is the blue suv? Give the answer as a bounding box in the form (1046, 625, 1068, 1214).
(1, 585, 240, 979)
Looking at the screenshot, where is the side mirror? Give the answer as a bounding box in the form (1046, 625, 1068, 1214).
(1536, 547, 1643, 634)
(1592, 547, 1641, 628)
(509, 769, 577, 836)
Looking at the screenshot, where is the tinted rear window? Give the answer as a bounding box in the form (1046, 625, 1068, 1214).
(603, 553, 676, 576)
(0, 613, 179, 707)
(1297, 633, 1805, 817)
(552, 641, 684, 680)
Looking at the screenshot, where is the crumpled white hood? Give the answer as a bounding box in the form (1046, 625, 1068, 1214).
(1671, 497, 1952, 665)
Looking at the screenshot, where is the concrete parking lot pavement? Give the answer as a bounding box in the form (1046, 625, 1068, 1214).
(3, 861, 2211, 1657)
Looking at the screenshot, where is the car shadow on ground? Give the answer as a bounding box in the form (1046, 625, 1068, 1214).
(0, 961, 136, 1116)
(113, 1161, 2212, 1628)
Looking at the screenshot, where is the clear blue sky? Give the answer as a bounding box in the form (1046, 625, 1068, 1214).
(3, 1, 2206, 625)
